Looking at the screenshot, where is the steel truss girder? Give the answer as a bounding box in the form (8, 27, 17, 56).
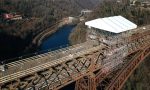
(0, 46, 106, 90)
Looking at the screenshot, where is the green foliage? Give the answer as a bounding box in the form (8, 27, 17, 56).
(69, 23, 86, 45)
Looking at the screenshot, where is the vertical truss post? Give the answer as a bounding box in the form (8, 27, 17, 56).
(75, 73, 96, 90)
(88, 73, 96, 90)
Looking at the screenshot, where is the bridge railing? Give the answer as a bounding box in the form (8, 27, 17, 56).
(0, 41, 94, 77)
(3, 44, 68, 63)
(4, 41, 91, 63)
(0, 44, 106, 86)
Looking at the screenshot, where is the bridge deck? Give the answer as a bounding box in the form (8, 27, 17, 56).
(0, 42, 105, 84)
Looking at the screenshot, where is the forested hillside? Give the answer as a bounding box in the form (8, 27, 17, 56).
(0, 0, 100, 37)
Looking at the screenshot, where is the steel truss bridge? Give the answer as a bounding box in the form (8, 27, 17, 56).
(0, 25, 150, 90)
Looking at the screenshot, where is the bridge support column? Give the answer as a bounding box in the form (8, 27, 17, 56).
(75, 73, 96, 90)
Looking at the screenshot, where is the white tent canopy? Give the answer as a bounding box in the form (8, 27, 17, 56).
(85, 16, 137, 33)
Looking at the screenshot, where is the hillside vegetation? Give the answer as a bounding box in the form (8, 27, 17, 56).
(0, 0, 100, 37)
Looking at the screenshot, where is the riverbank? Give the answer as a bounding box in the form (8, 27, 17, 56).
(32, 19, 76, 46)
(69, 22, 87, 45)
(32, 20, 62, 46)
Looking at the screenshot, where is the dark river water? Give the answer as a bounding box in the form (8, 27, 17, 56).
(40, 25, 75, 51)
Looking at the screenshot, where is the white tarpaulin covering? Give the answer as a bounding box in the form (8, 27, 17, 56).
(85, 16, 137, 33)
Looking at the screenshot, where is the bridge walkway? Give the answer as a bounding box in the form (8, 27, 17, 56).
(0, 41, 100, 84)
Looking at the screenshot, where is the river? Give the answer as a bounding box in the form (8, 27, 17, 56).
(39, 25, 76, 51)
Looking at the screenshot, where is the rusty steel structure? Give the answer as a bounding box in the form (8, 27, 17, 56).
(0, 25, 150, 90)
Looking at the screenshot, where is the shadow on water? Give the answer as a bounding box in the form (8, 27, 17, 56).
(0, 32, 32, 62)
